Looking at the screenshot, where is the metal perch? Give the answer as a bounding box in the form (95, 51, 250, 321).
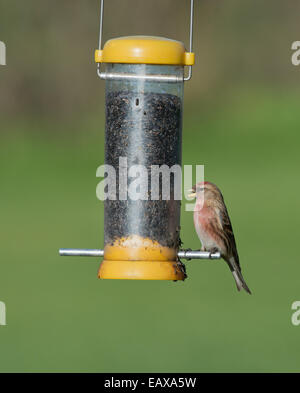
(59, 248, 221, 260)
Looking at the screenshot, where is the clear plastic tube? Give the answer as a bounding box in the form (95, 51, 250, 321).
(103, 63, 184, 262)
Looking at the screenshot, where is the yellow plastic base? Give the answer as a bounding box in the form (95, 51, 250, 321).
(98, 260, 185, 280)
(98, 235, 186, 281)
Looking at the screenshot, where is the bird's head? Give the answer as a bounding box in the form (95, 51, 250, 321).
(188, 181, 223, 202)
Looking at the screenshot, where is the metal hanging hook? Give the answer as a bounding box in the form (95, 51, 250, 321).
(98, 0, 104, 51)
(96, 0, 104, 79)
(185, 0, 194, 81)
(96, 0, 195, 82)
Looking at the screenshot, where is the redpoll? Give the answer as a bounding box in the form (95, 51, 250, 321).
(189, 182, 251, 294)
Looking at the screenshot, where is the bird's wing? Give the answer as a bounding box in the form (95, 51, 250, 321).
(218, 205, 241, 271)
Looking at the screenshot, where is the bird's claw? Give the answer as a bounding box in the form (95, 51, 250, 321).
(185, 248, 192, 261)
(209, 248, 219, 259)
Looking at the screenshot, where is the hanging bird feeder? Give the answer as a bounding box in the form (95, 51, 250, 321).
(59, 0, 221, 280)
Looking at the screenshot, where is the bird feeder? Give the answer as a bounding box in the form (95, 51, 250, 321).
(59, 0, 221, 279)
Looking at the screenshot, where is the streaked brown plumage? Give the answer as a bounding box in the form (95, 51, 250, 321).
(189, 181, 251, 294)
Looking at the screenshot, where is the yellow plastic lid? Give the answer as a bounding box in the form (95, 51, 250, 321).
(95, 36, 195, 66)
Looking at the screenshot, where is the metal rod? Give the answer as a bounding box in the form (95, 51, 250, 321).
(189, 0, 194, 53)
(98, 0, 104, 50)
(184, 0, 194, 82)
(177, 250, 220, 260)
(60, 249, 105, 257)
(98, 72, 183, 82)
(97, 0, 104, 77)
(59, 248, 221, 260)
(184, 67, 192, 82)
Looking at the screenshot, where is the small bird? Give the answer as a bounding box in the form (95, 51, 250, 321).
(188, 181, 251, 294)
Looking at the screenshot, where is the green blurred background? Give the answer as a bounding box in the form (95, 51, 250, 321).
(1, 0, 300, 372)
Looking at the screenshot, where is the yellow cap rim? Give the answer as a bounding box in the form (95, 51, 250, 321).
(95, 36, 195, 66)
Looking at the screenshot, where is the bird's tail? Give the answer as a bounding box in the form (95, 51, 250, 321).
(227, 257, 251, 294)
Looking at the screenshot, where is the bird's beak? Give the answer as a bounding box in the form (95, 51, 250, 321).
(188, 189, 196, 199)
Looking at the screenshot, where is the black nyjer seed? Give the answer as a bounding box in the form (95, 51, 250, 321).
(104, 91, 182, 249)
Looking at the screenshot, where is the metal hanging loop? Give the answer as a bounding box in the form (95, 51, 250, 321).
(96, 0, 194, 82)
(185, 0, 194, 81)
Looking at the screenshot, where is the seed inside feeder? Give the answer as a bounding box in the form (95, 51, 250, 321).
(105, 90, 182, 250)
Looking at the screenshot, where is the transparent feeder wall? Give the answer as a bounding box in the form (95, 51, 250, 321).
(104, 63, 184, 250)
